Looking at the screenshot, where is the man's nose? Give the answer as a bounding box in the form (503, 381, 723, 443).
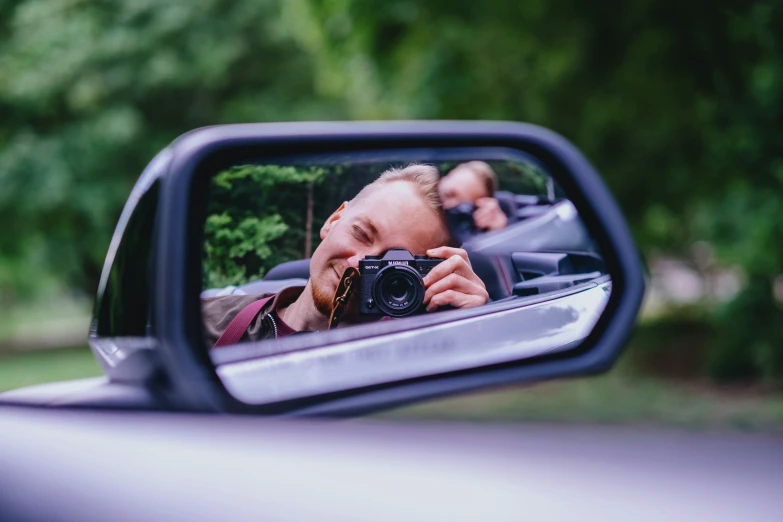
(346, 253, 363, 269)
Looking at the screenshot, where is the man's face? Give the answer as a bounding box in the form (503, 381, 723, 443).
(438, 168, 488, 209)
(309, 181, 450, 318)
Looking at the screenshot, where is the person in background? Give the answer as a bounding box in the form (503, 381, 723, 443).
(438, 161, 509, 231)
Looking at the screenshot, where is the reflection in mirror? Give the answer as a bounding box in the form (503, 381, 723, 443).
(201, 149, 610, 404)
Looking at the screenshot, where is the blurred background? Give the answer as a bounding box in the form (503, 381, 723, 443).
(1, 0, 781, 431)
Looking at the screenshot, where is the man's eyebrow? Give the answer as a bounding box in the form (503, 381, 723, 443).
(358, 216, 378, 236)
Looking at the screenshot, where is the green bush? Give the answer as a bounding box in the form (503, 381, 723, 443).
(708, 278, 783, 385)
(203, 164, 328, 288)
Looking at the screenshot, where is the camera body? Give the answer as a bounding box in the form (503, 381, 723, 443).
(444, 202, 479, 244)
(358, 249, 444, 317)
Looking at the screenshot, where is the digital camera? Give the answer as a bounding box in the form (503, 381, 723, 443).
(444, 202, 479, 244)
(358, 249, 444, 317)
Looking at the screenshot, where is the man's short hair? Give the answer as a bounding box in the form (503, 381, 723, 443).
(354, 164, 443, 217)
(450, 161, 498, 197)
(353, 164, 460, 247)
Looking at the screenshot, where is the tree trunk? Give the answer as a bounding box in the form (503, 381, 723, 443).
(304, 180, 314, 258)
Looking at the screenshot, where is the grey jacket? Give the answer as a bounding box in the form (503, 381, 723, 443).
(202, 286, 305, 346)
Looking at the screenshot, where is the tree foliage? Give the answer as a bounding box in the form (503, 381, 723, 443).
(0, 0, 346, 303)
(203, 164, 328, 288)
(1, 0, 781, 380)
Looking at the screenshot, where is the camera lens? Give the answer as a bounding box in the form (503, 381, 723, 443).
(387, 276, 409, 300)
(373, 265, 425, 317)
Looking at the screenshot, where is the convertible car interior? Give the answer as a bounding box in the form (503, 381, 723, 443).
(202, 196, 607, 303)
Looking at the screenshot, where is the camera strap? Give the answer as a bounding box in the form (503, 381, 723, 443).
(212, 296, 274, 348)
(328, 267, 360, 330)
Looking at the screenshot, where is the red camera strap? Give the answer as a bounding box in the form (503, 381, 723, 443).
(213, 296, 273, 348)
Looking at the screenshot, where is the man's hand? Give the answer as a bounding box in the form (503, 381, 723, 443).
(422, 247, 489, 312)
(474, 197, 508, 231)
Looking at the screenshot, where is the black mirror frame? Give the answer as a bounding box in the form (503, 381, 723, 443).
(153, 121, 645, 415)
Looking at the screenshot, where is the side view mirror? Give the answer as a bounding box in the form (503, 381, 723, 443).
(76, 122, 646, 415)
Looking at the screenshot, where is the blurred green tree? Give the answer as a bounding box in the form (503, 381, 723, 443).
(282, 0, 783, 382)
(0, 0, 347, 304)
(1, 0, 781, 380)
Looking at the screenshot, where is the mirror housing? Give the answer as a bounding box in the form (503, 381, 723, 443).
(91, 121, 644, 415)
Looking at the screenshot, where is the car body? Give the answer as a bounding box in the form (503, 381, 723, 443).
(14, 122, 770, 521)
(2, 407, 782, 521)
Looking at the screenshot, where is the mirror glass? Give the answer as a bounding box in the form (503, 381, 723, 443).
(201, 148, 611, 404)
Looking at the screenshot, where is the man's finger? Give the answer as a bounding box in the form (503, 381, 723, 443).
(423, 272, 486, 305)
(475, 197, 498, 210)
(422, 254, 479, 287)
(474, 205, 507, 231)
(426, 246, 471, 265)
(473, 210, 492, 229)
(473, 206, 490, 221)
(426, 289, 486, 312)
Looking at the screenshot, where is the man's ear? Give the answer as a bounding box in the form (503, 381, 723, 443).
(320, 202, 348, 240)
